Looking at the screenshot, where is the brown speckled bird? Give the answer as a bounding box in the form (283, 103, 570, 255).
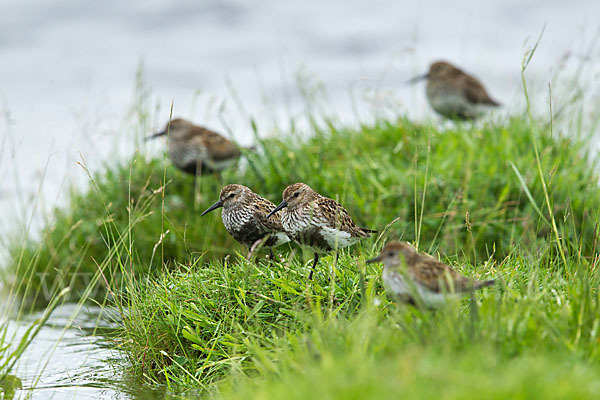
(367, 241, 495, 308)
(267, 183, 376, 279)
(147, 118, 241, 175)
(201, 184, 290, 254)
(408, 60, 500, 120)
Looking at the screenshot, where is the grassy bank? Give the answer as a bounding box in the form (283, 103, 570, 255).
(4, 116, 599, 306)
(116, 249, 600, 397)
(3, 111, 600, 396)
(216, 297, 600, 399)
(107, 115, 599, 396)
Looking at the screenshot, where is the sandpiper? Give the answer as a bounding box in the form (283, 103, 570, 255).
(201, 184, 290, 254)
(367, 241, 495, 308)
(147, 118, 241, 175)
(408, 60, 500, 120)
(267, 183, 376, 279)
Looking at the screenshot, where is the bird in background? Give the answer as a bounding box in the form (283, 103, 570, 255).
(201, 184, 290, 257)
(407, 60, 500, 120)
(367, 241, 495, 308)
(146, 118, 241, 175)
(267, 183, 376, 279)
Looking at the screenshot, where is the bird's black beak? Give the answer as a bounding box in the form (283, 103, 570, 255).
(145, 129, 166, 142)
(366, 254, 382, 264)
(405, 73, 429, 85)
(266, 200, 288, 218)
(201, 199, 223, 216)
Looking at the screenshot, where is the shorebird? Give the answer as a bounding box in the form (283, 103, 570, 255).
(267, 183, 376, 279)
(407, 60, 500, 120)
(201, 184, 290, 256)
(147, 118, 241, 175)
(367, 241, 495, 308)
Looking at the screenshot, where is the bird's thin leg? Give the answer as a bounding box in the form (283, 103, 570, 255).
(267, 248, 275, 267)
(192, 174, 198, 207)
(194, 161, 206, 206)
(308, 253, 319, 280)
(334, 251, 339, 267)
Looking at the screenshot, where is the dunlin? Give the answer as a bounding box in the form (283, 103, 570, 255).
(408, 60, 500, 120)
(267, 183, 376, 279)
(201, 184, 290, 254)
(147, 118, 241, 175)
(367, 241, 495, 308)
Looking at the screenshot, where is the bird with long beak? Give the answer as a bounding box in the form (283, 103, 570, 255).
(367, 241, 495, 308)
(407, 60, 500, 120)
(267, 183, 376, 279)
(146, 118, 241, 175)
(201, 184, 290, 255)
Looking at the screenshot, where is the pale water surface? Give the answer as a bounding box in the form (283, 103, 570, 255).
(0, 0, 599, 398)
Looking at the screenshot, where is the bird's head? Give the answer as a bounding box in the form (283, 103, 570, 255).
(201, 184, 251, 215)
(146, 118, 192, 141)
(266, 182, 316, 218)
(366, 241, 416, 268)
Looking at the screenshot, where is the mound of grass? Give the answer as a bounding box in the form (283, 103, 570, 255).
(114, 251, 378, 388)
(216, 311, 600, 400)
(3, 116, 599, 307)
(115, 247, 599, 395)
(3, 113, 600, 395)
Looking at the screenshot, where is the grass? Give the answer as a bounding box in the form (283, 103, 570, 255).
(216, 309, 600, 399)
(101, 114, 600, 396)
(4, 115, 599, 306)
(113, 242, 600, 398)
(3, 97, 600, 397)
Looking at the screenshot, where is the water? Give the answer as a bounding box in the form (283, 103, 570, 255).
(0, 0, 599, 398)
(5, 304, 119, 399)
(5, 304, 175, 399)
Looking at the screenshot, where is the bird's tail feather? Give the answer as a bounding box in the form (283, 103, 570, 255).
(361, 227, 378, 236)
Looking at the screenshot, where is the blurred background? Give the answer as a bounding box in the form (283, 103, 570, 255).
(1, 0, 599, 235)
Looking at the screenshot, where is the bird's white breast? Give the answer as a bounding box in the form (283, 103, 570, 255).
(169, 142, 207, 169)
(222, 206, 252, 233)
(320, 226, 360, 248)
(383, 268, 456, 308)
(427, 92, 489, 119)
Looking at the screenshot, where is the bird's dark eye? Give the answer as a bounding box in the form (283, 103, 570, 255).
(228, 193, 236, 199)
(293, 192, 300, 198)
(388, 251, 395, 257)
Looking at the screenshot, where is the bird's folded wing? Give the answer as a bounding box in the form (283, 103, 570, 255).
(199, 128, 242, 161)
(316, 197, 370, 237)
(254, 197, 285, 232)
(410, 259, 467, 293)
(462, 75, 499, 106)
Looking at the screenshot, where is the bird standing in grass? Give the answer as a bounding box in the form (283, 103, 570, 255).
(367, 241, 495, 308)
(201, 184, 290, 256)
(147, 118, 241, 175)
(267, 183, 376, 279)
(408, 60, 500, 120)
